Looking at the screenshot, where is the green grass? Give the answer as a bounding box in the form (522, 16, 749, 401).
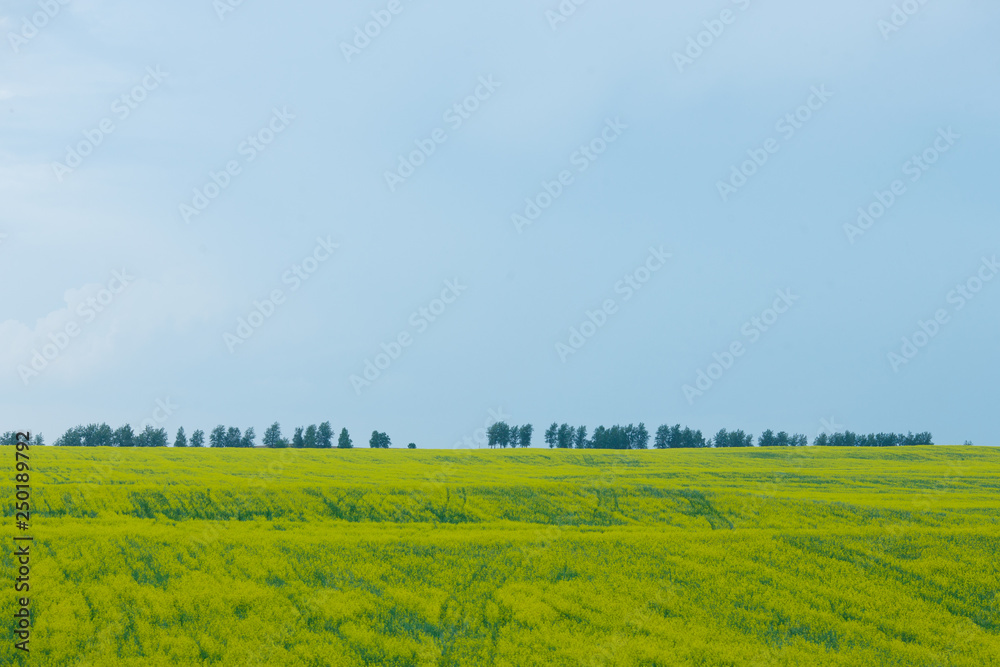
(2, 446, 998, 665)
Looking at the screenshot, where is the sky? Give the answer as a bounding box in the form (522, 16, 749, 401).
(1, 0, 998, 447)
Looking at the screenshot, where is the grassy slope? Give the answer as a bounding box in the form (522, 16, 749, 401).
(2, 447, 998, 666)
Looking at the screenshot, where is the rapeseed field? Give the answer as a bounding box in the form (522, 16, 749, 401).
(2, 447, 998, 665)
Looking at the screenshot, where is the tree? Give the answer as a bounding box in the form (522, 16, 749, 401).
(241, 427, 257, 448)
(174, 427, 188, 448)
(263, 423, 283, 448)
(545, 423, 558, 449)
(338, 428, 353, 449)
(136, 425, 168, 448)
(632, 423, 650, 449)
(317, 422, 333, 448)
(574, 426, 588, 449)
(509, 425, 520, 449)
(81, 423, 113, 447)
(35, 433, 45, 446)
(654, 425, 670, 449)
(190, 429, 205, 448)
(304, 425, 318, 449)
(775, 431, 790, 447)
(114, 424, 135, 448)
(518, 424, 533, 448)
(497, 422, 511, 449)
(687, 428, 707, 448)
(292, 427, 305, 449)
(55, 426, 84, 447)
(792, 434, 808, 447)
(557, 423, 573, 449)
(408, 442, 416, 449)
(714, 429, 752, 448)
(369, 431, 390, 448)
(209, 425, 226, 448)
(225, 427, 242, 448)
(487, 422, 503, 449)
(758, 430, 776, 447)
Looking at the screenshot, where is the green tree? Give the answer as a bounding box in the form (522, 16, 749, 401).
(317, 422, 333, 448)
(304, 425, 318, 448)
(487, 422, 503, 448)
(263, 422, 283, 448)
(632, 423, 650, 449)
(545, 423, 558, 448)
(497, 423, 511, 449)
(82, 423, 113, 447)
(292, 427, 305, 449)
(190, 429, 205, 448)
(758, 430, 776, 447)
(174, 427, 188, 448)
(518, 424, 533, 448)
(241, 427, 257, 448)
(338, 428, 353, 449)
(574, 426, 588, 449)
(114, 424, 135, 448)
(136, 425, 168, 448)
(369, 431, 390, 448)
(209, 426, 226, 448)
(408, 442, 416, 449)
(654, 425, 670, 449)
(557, 423, 573, 449)
(225, 427, 242, 448)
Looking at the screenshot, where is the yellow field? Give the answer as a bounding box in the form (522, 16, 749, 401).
(3, 446, 999, 666)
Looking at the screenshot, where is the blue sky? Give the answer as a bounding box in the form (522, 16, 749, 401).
(2, 0, 998, 446)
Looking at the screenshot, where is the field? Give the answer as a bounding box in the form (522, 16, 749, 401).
(2, 446, 999, 666)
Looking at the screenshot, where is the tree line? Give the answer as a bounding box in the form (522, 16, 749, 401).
(11, 422, 935, 449)
(491, 423, 933, 449)
(0, 431, 45, 446)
